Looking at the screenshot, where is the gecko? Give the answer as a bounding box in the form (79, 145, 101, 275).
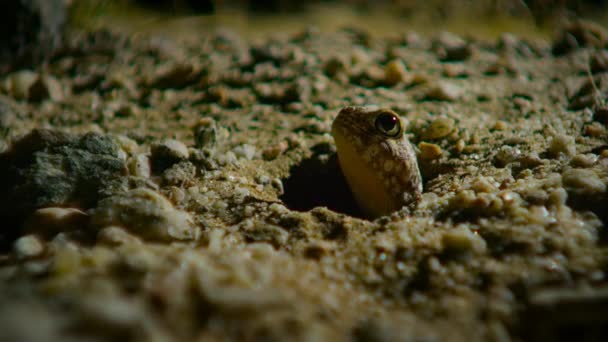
(331, 107, 422, 218)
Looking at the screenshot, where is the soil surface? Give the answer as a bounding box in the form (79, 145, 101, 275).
(1, 11, 608, 342)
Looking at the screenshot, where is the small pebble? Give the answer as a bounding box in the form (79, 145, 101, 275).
(7, 70, 40, 101)
(97, 226, 141, 246)
(233, 144, 257, 160)
(419, 142, 443, 160)
(441, 227, 486, 255)
(423, 117, 455, 140)
(570, 153, 598, 167)
(23, 207, 89, 235)
(91, 188, 200, 241)
(271, 178, 284, 195)
(150, 139, 189, 173)
(384, 59, 408, 86)
(493, 121, 508, 131)
(128, 154, 151, 178)
(13, 235, 45, 259)
(192, 117, 217, 149)
(562, 168, 606, 196)
(442, 63, 467, 78)
(262, 141, 288, 160)
(584, 123, 605, 137)
(425, 82, 462, 101)
(547, 134, 576, 158)
(433, 32, 473, 61)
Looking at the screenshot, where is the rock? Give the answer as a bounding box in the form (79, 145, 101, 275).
(23, 207, 88, 236)
(570, 153, 598, 168)
(441, 227, 486, 255)
(383, 59, 408, 86)
(433, 32, 473, 61)
(162, 161, 197, 187)
(593, 107, 608, 125)
(0, 0, 67, 73)
(5, 71, 63, 102)
(590, 50, 608, 74)
(0, 129, 128, 222)
(13, 234, 44, 259)
(562, 168, 606, 196)
(127, 153, 151, 178)
(97, 226, 141, 246)
(547, 134, 576, 158)
(0, 95, 17, 129)
(424, 82, 462, 101)
(150, 139, 189, 173)
(552, 20, 608, 56)
(233, 144, 257, 160)
(422, 117, 455, 140)
(568, 74, 608, 110)
(323, 56, 349, 78)
(241, 219, 289, 247)
(442, 63, 468, 78)
(192, 117, 217, 149)
(147, 62, 199, 89)
(91, 188, 200, 241)
(418, 142, 443, 160)
(262, 141, 288, 160)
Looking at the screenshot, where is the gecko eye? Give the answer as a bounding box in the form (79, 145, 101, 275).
(374, 112, 402, 137)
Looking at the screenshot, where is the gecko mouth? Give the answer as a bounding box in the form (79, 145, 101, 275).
(279, 142, 365, 219)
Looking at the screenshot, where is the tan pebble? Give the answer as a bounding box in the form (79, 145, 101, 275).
(602, 150, 608, 158)
(548, 188, 568, 206)
(8, 70, 39, 100)
(97, 226, 141, 246)
(151, 139, 189, 161)
(419, 142, 443, 160)
(303, 241, 333, 260)
(562, 168, 606, 195)
(233, 144, 257, 160)
(469, 177, 497, 193)
(127, 153, 151, 178)
(493, 120, 508, 130)
(425, 82, 462, 101)
(454, 139, 466, 153)
(570, 153, 598, 167)
(423, 117, 455, 140)
(43, 75, 64, 102)
(548, 134, 576, 158)
(442, 63, 467, 78)
(114, 135, 139, 155)
(24, 207, 88, 235)
(262, 140, 288, 160)
(192, 117, 217, 148)
(384, 59, 409, 86)
(442, 227, 486, 254)
(91, 188, 200, 241)
(13, 235, 45, 259)
(499, 191, 521, 205)
(410, 73, 430, 85)
(584, 123, 605, 137)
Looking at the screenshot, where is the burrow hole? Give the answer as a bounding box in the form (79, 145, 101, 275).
(280, 143, 364, 219)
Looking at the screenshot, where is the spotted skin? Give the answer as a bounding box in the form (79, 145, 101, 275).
(331, 107, 422, 218)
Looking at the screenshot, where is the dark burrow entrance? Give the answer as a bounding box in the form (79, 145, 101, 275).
(280, 143, 364, 219)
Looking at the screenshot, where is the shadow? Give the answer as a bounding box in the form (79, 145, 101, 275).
(280, 146, 364, 219)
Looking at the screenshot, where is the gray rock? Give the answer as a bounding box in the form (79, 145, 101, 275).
(0, 0, 67, 73)
(0, 129, 128, 221)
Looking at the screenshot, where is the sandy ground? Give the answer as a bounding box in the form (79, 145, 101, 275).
(1, 11, 608, 341)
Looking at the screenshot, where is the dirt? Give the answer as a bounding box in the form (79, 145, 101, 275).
(1, 12, 608, 342)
